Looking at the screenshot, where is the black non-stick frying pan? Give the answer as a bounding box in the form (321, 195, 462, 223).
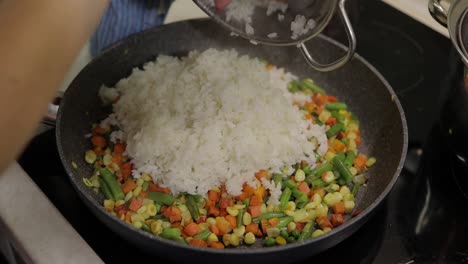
(55, 19, 407, 264)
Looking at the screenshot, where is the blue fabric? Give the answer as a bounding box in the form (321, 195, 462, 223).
(91, 0, 173, 56)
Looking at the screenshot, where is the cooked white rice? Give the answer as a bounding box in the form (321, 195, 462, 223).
(99, 49, 327, 197)
(291, 15, 316, 40)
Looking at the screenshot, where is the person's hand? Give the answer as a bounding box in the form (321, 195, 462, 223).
(215, 0, 231, 11)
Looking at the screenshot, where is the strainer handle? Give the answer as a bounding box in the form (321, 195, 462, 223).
(299, 0, 356, 72)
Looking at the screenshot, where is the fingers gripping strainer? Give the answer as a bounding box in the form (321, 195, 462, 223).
(193, 0, 356, 72)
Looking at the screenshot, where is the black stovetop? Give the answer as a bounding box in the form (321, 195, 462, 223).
(15, 1, 468, 263)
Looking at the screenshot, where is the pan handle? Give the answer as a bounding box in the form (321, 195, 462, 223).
(428, 0, 449, 27)
(41, 93, 62, 127)
(298, 0, 356, 72)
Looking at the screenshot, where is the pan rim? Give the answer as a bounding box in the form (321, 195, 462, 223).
(56, 18, 408, 256)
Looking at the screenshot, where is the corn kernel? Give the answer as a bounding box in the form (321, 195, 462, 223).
(207, 233, 219, 244)
(243, 212, 252, 225)
(233, 226, 245, 237)
(333, 192, 343, 202)
(110, 211, 117, 217)
(103, 199, 115, 212)
(124, 191, 133, 202)
(199, 208, 207, 216)
(316, 204, 328, 217)
(234, 204, 246, 210)
(285, 210, 295, 216)
(104, 148, 111, 155)
(206, 217, 216, 225)
(222, 234, 231, 246)
(322, 171, 335, 183)
(324, 193, 336, 206)
(295, 169, 305, 182)
(103, 154, 112, 166)
(230, 234, 241, 246)
(276, 236, 287, 245)
(266, 204, 275, 213)
(161, 221, 171, 229)
(343, 193, 354, 202)
(286, 201, 296, 211)
(133, 186, 142, 197)
(260, 204, 267, 214)
(151, 220, 163, 235)
(107, 162, 120, 173)
(227, 206, 239, 216)
(267, 227, 280, 237)
(142, 198, 153, 206)
(142, 174, 152, 181)
(131, 214, 144, 223)
(348, 140, 357, 151)
(132, 221, 143, 229)
(349, 167, 358, 176)
(85, 150, 97, 164)
(344, 200, 355, 213)
(340, 186, 351, 196)
(330, 183, 340, 191)
(147, 204, 157, 216)
(120, 214, 125, 221)
(312, 229, 324, 238)
(324, 151, 336, 162)
(293, 209, 308, 223)
(347, 132, 357, 140)
(307, 209, 317, 221)
(366, 157, 377, 167)
(198, 223, 210, 230)
(136, 178, 144, 186)
(319, 110, 331, 123)
(244, 232, 256, 245)
(137, 206, 147, 215)
(287, 222, 296, 232)
(323, 227, 332, 233)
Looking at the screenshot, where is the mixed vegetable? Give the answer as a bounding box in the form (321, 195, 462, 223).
(83, 74, 375, 249)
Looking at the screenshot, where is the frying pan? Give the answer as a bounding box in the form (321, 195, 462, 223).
(55, 19, 407, 264)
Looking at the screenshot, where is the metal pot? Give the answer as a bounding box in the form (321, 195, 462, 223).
(429, 0, 468, 196)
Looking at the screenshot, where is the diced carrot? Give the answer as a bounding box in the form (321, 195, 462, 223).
(352, 210, 362, 217)
(268, 217, 279, 227)
(171, 222, 183, 230)
(128, 198, 142, 212)
(209, 224, 220, 236)
(112, 154, 122, 166)
(337, 131, 346, 140)
(208, 190, 220, 202)
(243, 183, 256, 196)
(314, 188, 326, 198)
(91, 136, 106, 148)
(235, 191, 249, 201)
(121, 179, 137, 194)
(219, 208, 228, 217)
(316, 106, 324, 114)
(148, 183, 171, 194)
(305, 101, 315, 112)
(139, 191, 148, 198)
(326, 117, 337, 126)
(196, 215, 207, 224)
(92, 126, 107, 135)
(249, 194, 263, 206)
(189, 238, 208, 247)
(255, 170, 269, 180)
(332, 202, 345, 214)
(163, 206, 182, 223)
(295, 222, 305, 232)
(297, 182, 310, 195)
(209, 241, 225, 249)
(184, 222, 202, 237)
(121, 162, 132, 180)
(254, 186, 266, 199)
(355, 136, 361, 146)
(260, 219, 272, 234)
(93, 147, 104, 156)
(245, 223, 260, 236)
(305, 113, 313, 120)
(248, 205, 262, 218)
(330, 214, 345, 227)
(207, 206, 220, 217)
(219, 197, 233, 209)
(216, 217, 231, 235)
(312, 94, 328, 106)
(328, 95, 338, 102)
(125, 212, 133, 223)
(316, 216, 333, 229)
(265, 64, 274, 71)
(116, 176, 124, 183)
(353, 153, 368, 171)
(116, 206, 127, 218)
(113, 143, 126, 155)
(225, 215, 237, 229)
(331, 139, 346, 152)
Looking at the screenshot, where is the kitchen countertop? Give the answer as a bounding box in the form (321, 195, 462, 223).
(0, 0, 450, 263)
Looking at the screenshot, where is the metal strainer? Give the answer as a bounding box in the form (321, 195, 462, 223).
(193, 0, 356, 72)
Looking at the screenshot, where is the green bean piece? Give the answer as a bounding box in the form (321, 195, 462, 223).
(142, 181, 150, 192)
(302, 166, 312, 175)
(237, 198, 250, 228)
(325, 102, 348, 111)
(333, 169, 341, 179)
(276, 216, 294, 229)
(291, 229, 300, 239)
(98, 178, 114, 200)
(287, 236, 296, 243)
(344, 150, 357, 167)
(311, 178, 327, 188)
(296, 200, 308, 209)
(142, 222, 151, 233)
(147, 192, 175, 206)
(193, 229, 211, 240)
(331, 110, 345, 123)
(326, 123, 345, 138)
(288, 81, 300, 93)
(282, 179, 296, 189)
(272, 173, 283, 185)
(310, 162, 333, 178)
(99, 168, 124, 200)
(337, 178, 346, 185)
(252, 212, 285, 224)
(297, 222, 315, 242)
(264, 237, 276, 247)
(333, 156, 353, 183)
(186, 195, 200, 221)
(280, 230, 289, 239)
(341, 138, 348, 145)
(279, 187, 292, 211)
(301, 79, 325, 94)
(151, 214, 168, 221)
(352, 183, 360, 196)
(160, 228, 185, 243)
(335, 152, 346, 162)
(292, 189, 308, 204)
